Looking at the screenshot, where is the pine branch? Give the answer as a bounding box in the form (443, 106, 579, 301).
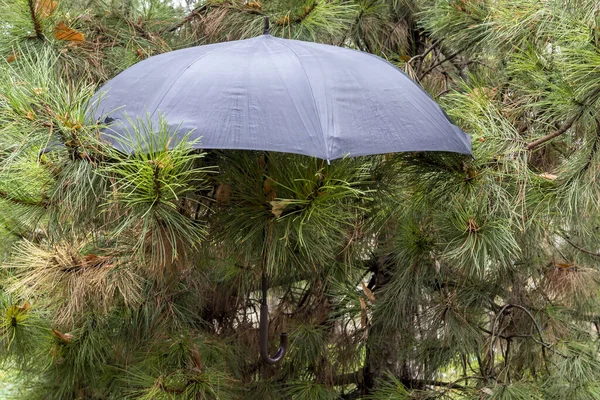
(160, 2, 266, 37)
(479, 326, 535, 340)
(274, 2, 317, 26)
(489, 303, 567, 372)
(530, 87, 600, 151)
(27, 0, 44, 40)
(418, 39, 477, 80)
(408, 39, 439, 66)
(383, 19, 408, 51)
(337, 7, 364, 47)
(0, 190, 47, 207)
(162, 4, 209, 34)
(330, 370, 467, 390)
(526, 114, 579, 150)
(562, 236, 600, 258)
(409, 379, 465, 390)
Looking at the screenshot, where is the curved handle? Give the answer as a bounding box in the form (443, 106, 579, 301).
(259, 272, 287, 364)
(259, 303, 287, 364)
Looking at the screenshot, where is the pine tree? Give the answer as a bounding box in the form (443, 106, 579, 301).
(2, 0, 600, 399)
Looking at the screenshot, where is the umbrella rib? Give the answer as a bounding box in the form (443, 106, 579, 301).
(274, 40, 330, 162)
(362, 51, 463, 129)
(360, 51, 471, 154)
(147, 47, 225, 122)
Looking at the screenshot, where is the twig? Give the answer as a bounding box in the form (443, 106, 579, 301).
(562, 236, 600, 258)
(489, 303, 558, 377)
(27, 0, 44, 40)
(329, 371, 468, 390)
(161, 4, 208, 34)
(418, 39, 477, 80)
(526, 114, 579, 150)
(404, 378, 467, 390)
(479, 326, 534, 340)
(339, 8, 364, 47)
(129, 20, 155, 42)
(408, 39, 439, 65)
(436, 89, 450, 98)
(383, 19, 408, 51)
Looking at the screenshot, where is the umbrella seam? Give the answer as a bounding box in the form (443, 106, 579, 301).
(274, 39, 330, 161)
(288, 40, 471, 153)
(147, 46, 229, 122)
(286, 38, 452, 122)
(361, 51, 471, 150)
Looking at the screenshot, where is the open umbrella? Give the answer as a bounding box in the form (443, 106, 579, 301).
(91, 17, 472, 364)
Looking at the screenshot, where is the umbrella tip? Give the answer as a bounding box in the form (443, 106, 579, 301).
(263, 16, 270, 35)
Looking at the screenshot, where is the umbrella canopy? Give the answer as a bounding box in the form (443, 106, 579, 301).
(91, 33, 471, 161)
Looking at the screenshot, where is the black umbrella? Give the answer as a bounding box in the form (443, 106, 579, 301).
(91, 17, 472, 364)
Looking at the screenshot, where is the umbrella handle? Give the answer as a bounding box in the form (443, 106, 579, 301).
(259, 273, 287, 364)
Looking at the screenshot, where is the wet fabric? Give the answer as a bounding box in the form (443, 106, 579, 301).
(91, 34, 472, 161)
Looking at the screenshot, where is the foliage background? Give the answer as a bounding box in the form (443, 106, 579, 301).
(2, 0, 600, 399)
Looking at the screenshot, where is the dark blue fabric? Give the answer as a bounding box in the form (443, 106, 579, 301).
(91, 35, 472, 161)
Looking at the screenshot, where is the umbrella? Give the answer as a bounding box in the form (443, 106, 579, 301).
(90, 17, 472, 364)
